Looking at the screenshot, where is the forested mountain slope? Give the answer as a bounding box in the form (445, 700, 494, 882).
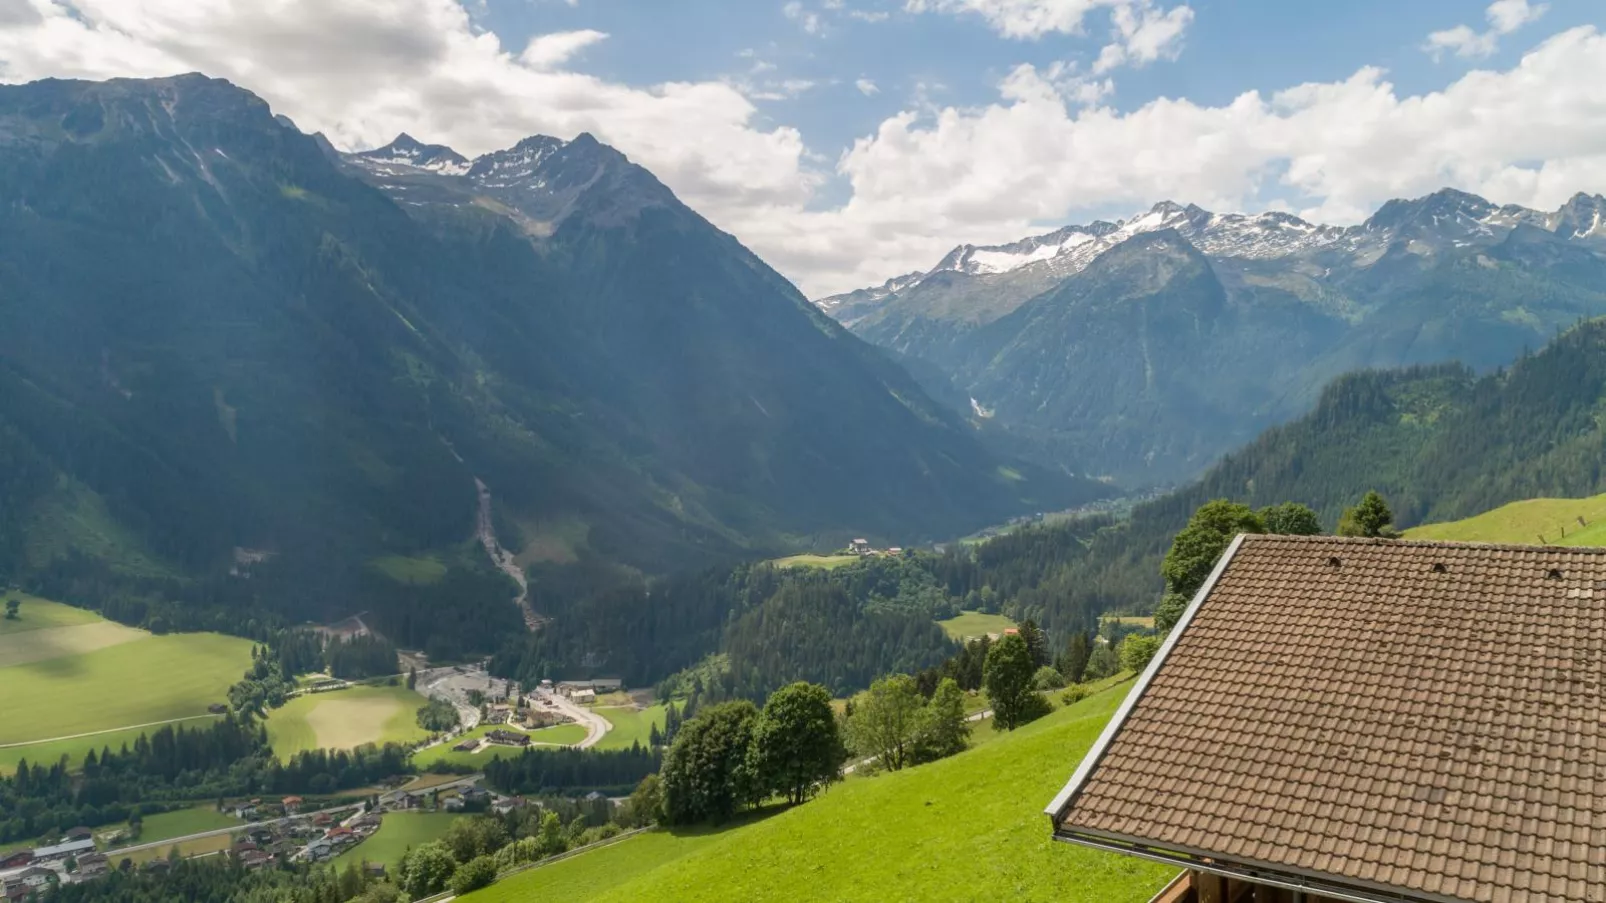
(825, 192, 1606, 483)
(0, 74, 1090, 645)
(1008, 318, 1606, 636)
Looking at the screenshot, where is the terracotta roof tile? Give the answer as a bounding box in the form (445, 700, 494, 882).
(1054, 536, 1606, 903)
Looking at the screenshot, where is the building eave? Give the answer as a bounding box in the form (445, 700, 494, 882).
(1052, 827, 1469, 903)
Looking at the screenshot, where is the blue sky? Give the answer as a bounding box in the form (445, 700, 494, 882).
(2, 0, 1604, 292)
(479, 0, 1601, 188)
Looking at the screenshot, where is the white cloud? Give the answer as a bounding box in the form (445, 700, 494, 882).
(783, 1, 824, 35)
(519, 29, 607, 69)
(856, 77, 879, 95)
(1092, 1, 1191, 72)
(907, 0, 1194, 73)
(1426, 0, 1547, 59)
(1, 0, 1605, 300)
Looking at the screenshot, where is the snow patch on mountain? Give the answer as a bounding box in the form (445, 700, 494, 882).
(816, 189, 1606, 312)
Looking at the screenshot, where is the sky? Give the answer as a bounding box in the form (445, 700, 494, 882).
(1, 0, 1604, 295)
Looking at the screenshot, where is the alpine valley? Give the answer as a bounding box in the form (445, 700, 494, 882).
(820, 191, 1606, 484)
(0, 74, 1096, 646)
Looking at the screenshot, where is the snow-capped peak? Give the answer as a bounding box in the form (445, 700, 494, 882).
(351, 133, 471, 176)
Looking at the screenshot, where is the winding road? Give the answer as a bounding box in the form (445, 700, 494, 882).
(541, 691, 612, 750)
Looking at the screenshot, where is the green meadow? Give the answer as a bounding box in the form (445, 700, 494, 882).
(0, 599, 251, 749)
(936, 609, 1016, 640)
(266, 685, 431, 757)
(1405, 492, 1606, 546)
(593, 704, 668, 751)
(334, 812, 460, 871)
(463, 681, 1174, 903)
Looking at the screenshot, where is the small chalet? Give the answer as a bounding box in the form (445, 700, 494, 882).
(1047, 535, 1606, 903)
(453, 737, 480, 752)
(571, 688, 596, 704)
(486, 729, 531, 747)
(76, 852, 109, 878)
(848, 538, 871, 555)
(281, 795, 304, 814)
(239, 850, 272, 869)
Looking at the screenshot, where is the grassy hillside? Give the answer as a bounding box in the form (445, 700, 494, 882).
(463, 681, 1174, 903)
(0, 605, 251, 747)
(593, 704, 669, 752)
(1406, 493, 1606, 546)
(265, 685, 430, 757)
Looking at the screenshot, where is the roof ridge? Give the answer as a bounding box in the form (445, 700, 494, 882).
(1239, 533, 1606, 555)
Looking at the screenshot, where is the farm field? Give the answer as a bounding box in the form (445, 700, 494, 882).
(0, 621, 252, 746)
(937, 610, 1015, 640)
(0, 717, 224, 776)
(124, 830, 235, 864)
(413, 721, 589, 769)
(333, 812, 458, 871)
(266, 685, 430, 757)
(593, 704, 667, 751)
(0, 594, 102, 634)
(467, 680, 1172, 903)
(770, 554, 859, 570)
(1406, 493, 1606, 546)
(109, 806, 240, 849)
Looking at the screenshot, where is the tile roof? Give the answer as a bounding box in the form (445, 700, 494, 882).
(1050, 535, 1606, 903)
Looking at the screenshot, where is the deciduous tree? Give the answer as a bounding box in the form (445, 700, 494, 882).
(748, 682, 844, 805)
(660, 701, 760, 825)
(843, 674, 924, 772)
(984, 633, 1049, 730)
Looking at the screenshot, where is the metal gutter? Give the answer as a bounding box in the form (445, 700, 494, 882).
(1052, 829, 1462, 903)
(1042, 532, 1249, 820)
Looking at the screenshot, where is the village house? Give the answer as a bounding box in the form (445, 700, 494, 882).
(0, 851, 32, 870)
(239, 849, 273, 870)
(1048, 535, 1606, 903)
(75, 852, 109, 879)
(453, 736, 480, 752)
(14, 866, 54, 890)
(570, 688, 596, 704)
(281, 795, 304, 814)
(848, 538, 871, 555)
(486, 728, 531, 747)
(2, 878, 27, 902)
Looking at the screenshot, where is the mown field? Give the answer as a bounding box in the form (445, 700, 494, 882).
(463, 681, 1174, 903)
(937, 610, 1015, 640)
(593, 704, 667, 751)
(770, 554, 860, 570)
(0, 598, 251, 749)
(413, 721, 590, 769)
(1405, 493, 1606, 546)
(333, 812, 459, 871)
(106, 806, 240, 851)
(266, 685, 430, 757)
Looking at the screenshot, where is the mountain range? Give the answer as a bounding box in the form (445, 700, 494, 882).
(0, 74, 1090, 622)
(820, 190, 1606, 484)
